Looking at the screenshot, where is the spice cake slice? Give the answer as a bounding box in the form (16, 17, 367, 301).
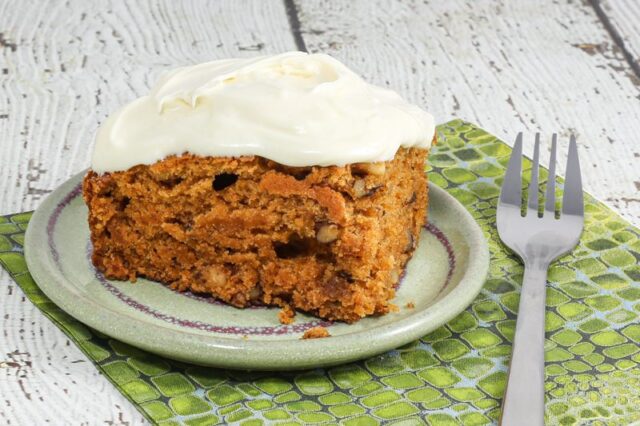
(83, 52, 436, 323)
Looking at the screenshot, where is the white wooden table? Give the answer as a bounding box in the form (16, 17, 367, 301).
(1, 1, 639, 424)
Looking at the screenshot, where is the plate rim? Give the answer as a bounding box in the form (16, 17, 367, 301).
(25, 170, 490, 370)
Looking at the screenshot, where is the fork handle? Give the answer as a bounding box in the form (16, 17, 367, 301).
(500, 263, 548, 426)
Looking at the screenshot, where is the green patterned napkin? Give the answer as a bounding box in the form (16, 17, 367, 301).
(1, 120, 639, 425)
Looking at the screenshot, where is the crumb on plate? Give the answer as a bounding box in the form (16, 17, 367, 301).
(302, 326, 331, 339)
(278, 305, 296, 324)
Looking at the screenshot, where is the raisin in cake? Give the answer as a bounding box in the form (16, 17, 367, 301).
(83, 52, 436, 323)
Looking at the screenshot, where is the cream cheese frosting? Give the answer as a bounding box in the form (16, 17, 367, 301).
(91, 52, 435, 173)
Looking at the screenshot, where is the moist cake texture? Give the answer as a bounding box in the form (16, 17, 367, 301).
(83, 52, 435, 323)
(83, 147, 429, 323)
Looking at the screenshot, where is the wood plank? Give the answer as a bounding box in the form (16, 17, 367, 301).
(294, 0, 640, 226)
(595, 0, 640, 73)
(0, 1, 295, 424)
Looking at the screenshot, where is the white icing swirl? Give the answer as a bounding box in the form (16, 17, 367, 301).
(91, 52, 435, 173)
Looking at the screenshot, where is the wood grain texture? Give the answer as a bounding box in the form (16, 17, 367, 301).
(294, 0, 640, 226)
(2, 0, 640, 424)
(596, 0, 640, 73)
(0, 1, 295, 424)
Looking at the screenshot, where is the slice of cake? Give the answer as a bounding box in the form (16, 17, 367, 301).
(83, 52, 435, 323)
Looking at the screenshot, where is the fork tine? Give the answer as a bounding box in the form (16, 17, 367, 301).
(562, 135, 583, 217)
(500, 133, 523, 207)
(527, 133, 540, 213)
(544, 134, 557, 215)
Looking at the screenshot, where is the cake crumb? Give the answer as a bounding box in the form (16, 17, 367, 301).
(406, 302, 415, 309)
(389, 303, 400, 313)
(302, 326, 331, 339)
(278, 305, 296, 324)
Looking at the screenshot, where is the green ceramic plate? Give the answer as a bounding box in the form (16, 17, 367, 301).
(25, 171, 489, 370)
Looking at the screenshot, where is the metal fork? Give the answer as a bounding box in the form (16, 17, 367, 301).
(497, 133, 584, 426)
